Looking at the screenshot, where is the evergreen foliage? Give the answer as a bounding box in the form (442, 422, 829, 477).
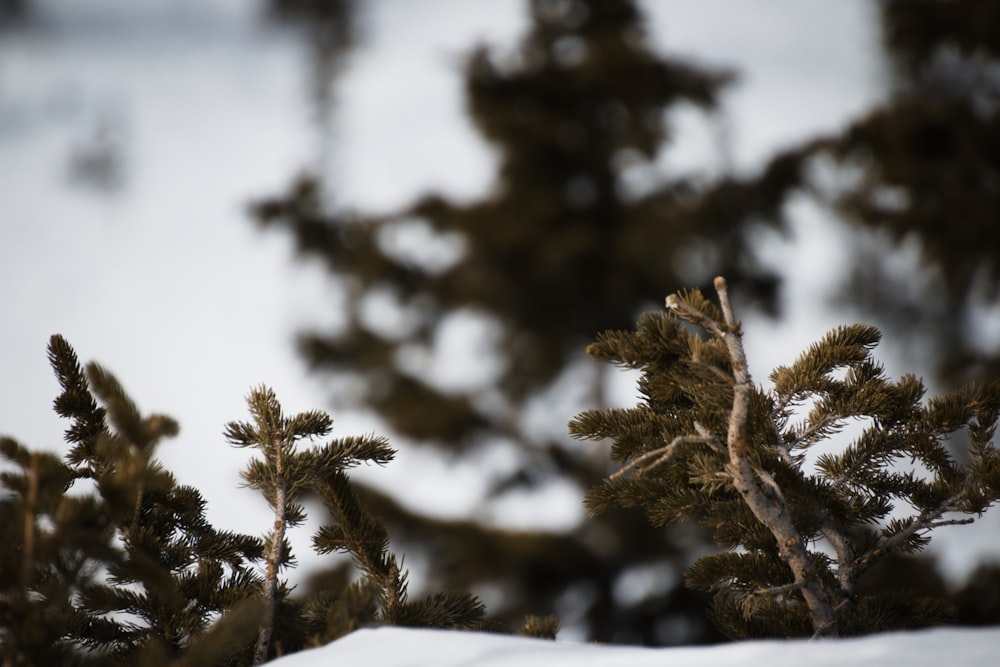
(1, 336, 524, 665)
(51, 337, 263, 663)
(0, 439, 110, 667)
(572, 277, 1000, 638)
(7, 0, 999, 656)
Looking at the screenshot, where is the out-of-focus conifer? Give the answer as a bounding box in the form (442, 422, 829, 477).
(708, 0, 1000, 387)
(252, 0, 767, 643)
(573, 277, 1000, 638)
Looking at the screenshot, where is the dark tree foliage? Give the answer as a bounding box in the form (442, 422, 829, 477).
(715, 0, 1000, 386)
(0, 440, 111, 667)
(573, 278, 1000, 638)
(1, 337, 525, 666)
(73, 370, 263, 662)
(252, 0, 785, 644)
(0, 337, 265, 667)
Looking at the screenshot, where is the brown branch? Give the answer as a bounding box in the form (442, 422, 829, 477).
(611, 425, 724, 480)
(927, 517, 974, 528)
(855, 493, 969, 575)
(131, 479, 145, 531)
(820, 523, 857, 605)
(755, 581, 805, 598)
(670, 277, 840, 638)
(254, 429, 288, 666)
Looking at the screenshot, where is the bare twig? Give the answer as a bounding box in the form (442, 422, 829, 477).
(755, 581, 805, 598)
(772, 431, 796, 467)
(611, 430, 723, 480)
(665, 294, 725, 339)
(692, 421, 727, 454)
(928, 517, 974, 528)
(855, 492, 966, 575)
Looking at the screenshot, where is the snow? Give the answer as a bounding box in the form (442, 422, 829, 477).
(270, 625, 999, 667)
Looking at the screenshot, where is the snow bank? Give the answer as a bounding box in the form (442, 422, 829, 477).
(270, 625, 998, 667)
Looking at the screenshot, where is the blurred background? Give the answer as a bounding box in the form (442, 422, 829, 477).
(1, 0, 998, 645)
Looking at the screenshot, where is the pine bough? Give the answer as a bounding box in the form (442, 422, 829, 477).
(572, 277, 1000, 638)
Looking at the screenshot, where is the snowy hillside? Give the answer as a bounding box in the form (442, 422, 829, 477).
(271, 625, 998, 667)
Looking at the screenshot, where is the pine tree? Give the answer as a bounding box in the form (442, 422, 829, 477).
(252, 0, 771, 643)
(3, 331, 562, 663)
(572, 277, 1000, 638)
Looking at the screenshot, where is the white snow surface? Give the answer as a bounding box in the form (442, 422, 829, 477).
(270, 625, 998, 667)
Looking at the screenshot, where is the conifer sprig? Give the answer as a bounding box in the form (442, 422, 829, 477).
(573, 276, 1000, 638)
(226, 385, 335, 664)
(42, 337, 265, 664)
(47, 334, 109, 475)
(311, 464, 487, 631)
(227, 386, 489, 661)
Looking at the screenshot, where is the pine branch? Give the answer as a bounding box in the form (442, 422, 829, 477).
(855, 492, 968, 575)
(818, 523, 857, 604)
(669, 277, 839, 638)
(583, 276, 1000, 638)
(47, 334, 108, 474)
(754, 581, 805, 598)
(786, 412, 842, 450)
(313, 468, 405, 622)
(226, 386, 303, 665)
(609, 422, 724, 480)
(927, 517, 975, 528)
